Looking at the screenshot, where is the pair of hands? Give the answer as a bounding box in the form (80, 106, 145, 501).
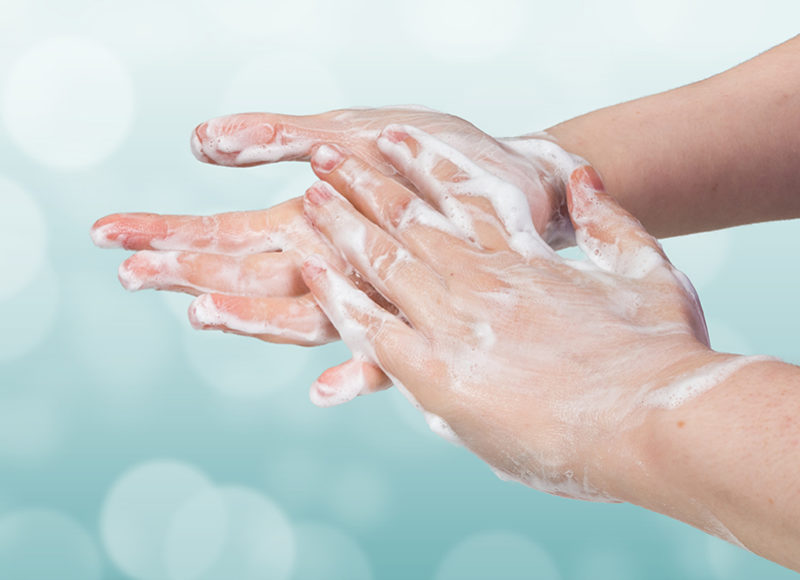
(92, 107, 716, 500)
(92, 107, 581, 403)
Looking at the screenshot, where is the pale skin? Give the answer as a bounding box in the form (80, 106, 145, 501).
(91, 36, 800, 569)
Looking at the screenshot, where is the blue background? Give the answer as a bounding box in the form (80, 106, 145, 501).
(1, 0, 799, 578)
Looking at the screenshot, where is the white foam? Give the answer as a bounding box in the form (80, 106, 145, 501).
(644, 355, 777, 409)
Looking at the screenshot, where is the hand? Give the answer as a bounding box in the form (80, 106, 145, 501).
(299, 125, 764, 500)
(191, 107, 583, 245)
(93, 107, 583, 405)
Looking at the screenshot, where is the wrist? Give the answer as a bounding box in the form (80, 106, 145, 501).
(603, 349, 779, 529)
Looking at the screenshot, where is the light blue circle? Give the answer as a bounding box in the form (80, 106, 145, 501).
(292, 521, 372, 580)
(100, 460, 214, 580)
(0, 509, 102, 580)
(169, 486, 294, 580)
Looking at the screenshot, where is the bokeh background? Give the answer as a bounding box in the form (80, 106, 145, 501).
(1, 0, 799, 578)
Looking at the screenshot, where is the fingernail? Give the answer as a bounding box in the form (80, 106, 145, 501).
(302, 255, 326, 280)
(380, 126, 410, 144)
(191, 123, 210, 161)
(90, 221, 121, 248)
(312, 144, 345, 173)
(578, 166, 606, 193)
(304, 181, 335, 206)
(118, 259, 145, 291)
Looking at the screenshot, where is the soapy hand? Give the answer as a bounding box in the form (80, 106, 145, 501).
(299, 126, 768, 499)
(92, 106, 583, 404)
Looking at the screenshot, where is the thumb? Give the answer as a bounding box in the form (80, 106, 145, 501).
(567, 166, 667, 278)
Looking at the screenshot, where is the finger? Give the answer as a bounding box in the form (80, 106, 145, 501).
(188, 293, 338, 346)
(567, 166, 668, 278)
(377, 124, 557, 259)
(300, 255, 434, 409)
(309, 358, 392, 408)
(309, 143, 474, 256)
(91, 198, 304, 254)
(192, 111, 387, 169)
(303, 181, 448, 331)
(119, 250, 306, 297)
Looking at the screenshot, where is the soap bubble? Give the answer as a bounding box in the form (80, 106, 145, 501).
(0, 264, 58, 363)
(100, 460, 214, 580)
(292, 522, 372, 580)
(0, 509, 102, 580)
(2, 36, 134, 169)
(434, 531, 560, 580)
(167, 486, 294, 580)
(0, 177, 47, 301)
(183, 330, 312, 398)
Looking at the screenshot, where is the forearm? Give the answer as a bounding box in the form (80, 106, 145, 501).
(623, 357, 800, 570)
(546, 35, 800, 237)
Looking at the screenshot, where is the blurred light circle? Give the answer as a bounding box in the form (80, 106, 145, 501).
(0, 264, 58, 363)
(2, 36, 134, 169)
(292, 521, 372, 580)
(0, 509, 102, 580)
(100, 460, 214, 580)
(0, 177, 47, 301)
(660, 229, 732, 291)
(0, 395, 61, 462)
(183, 331, 312, 398)
(167, 486, 294, 580)
(434, 531, 560, 580)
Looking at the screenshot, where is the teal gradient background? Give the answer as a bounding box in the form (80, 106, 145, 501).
(1, 0, 799, 578)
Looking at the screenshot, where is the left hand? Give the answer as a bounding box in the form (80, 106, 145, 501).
(299, 125, 742, 500)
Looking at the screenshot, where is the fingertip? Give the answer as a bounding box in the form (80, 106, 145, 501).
(308, 375, 360, 408)
(117, 255, 145, 291)
(300, 254, 328, 285)
(378, 124, 411, 145)
(188, 293, 222, 329)
(190, 123, 211, 163)
(303, 181, 336, 208)
(310, 143, 345, 174)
